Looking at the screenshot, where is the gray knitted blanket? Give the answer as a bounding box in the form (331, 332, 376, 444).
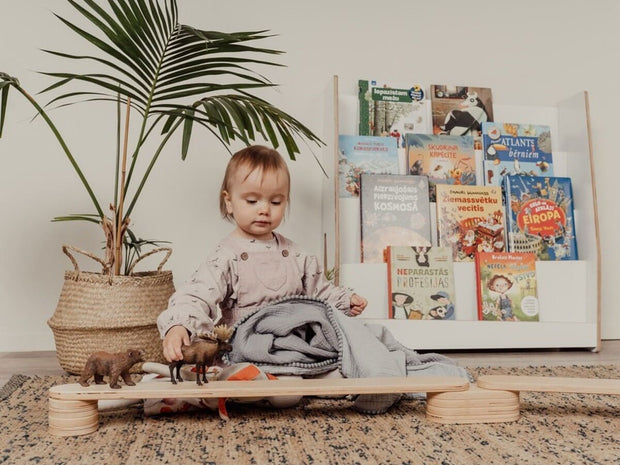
(225, 296, 470, 413)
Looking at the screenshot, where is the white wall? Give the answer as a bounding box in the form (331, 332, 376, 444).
(1, 0, 618, 351)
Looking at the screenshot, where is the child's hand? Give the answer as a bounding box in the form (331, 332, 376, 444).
(163, 325, 191, 362)
(349, 293, 368, 316)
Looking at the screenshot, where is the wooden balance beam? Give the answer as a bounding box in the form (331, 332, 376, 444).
(49, 376, 469, 436)
(426, 375, 620, 424)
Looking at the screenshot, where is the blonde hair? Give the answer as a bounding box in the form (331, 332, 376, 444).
(219, 145, 291, 221)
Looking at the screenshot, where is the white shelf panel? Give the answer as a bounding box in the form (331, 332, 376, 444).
(362, 319, 598, 351)
(346, 260, 589, 324)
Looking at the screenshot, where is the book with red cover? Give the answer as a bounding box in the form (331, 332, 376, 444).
(435, 184, 505, 262)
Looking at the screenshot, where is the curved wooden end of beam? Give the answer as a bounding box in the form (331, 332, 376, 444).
(48, 397, 99, 437)
(477, 375, 620, 395)
(426, 384, 520, 424)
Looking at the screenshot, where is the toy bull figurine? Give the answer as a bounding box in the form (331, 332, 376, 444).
(169, 325, 234, 385)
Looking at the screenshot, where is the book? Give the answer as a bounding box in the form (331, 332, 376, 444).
(360, 173, 431, 263)
(338, 135, 399, 198)
(358, 79, 430, 145)
(475, 251, 539, 321)
(386, 245, 456, 320)
(435, 184, 505, 261)
(482, 122, 554, 187)
(405, 133, 476, 201)
(430, 84, 494, 146)
(503, 175, 578, 260)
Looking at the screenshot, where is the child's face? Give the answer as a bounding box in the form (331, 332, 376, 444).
(491, 278, 510, 293)
(223, 164, 288, 240)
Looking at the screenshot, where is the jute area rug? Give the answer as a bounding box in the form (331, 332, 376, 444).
(1, 365, 619, 465)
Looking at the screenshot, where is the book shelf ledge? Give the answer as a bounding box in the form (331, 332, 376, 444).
(342, 260, 590, 323)
(362, 319, 598, 351)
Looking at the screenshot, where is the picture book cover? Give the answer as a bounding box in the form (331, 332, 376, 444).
(435, 184, 505, 262)
(430, 84, 494, 146)
(358, 79, 430, 147)
(475, 251, 539, 322)
(503, 175, 578, 260)
(360, 173, 431, 263)
(386, 245, 456, 320)
(338, 135, 399, 198)
(405, 133, 476, 201)
(482, 122, 554, 187)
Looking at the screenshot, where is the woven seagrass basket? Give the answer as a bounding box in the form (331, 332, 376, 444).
(48, 245, 175, 374)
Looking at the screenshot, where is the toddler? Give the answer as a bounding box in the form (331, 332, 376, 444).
(158, 145, 367, 363)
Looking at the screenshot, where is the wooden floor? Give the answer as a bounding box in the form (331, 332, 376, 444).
(1, 340, 619, 388)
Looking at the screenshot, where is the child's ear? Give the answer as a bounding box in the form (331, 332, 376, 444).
(222, 190, 233, 214)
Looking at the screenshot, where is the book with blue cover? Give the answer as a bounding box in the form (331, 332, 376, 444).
(360, 173, 431, 263)
(338, 135, 399, 198)
(482, 122, 553, 187)
(503, 175, 578, 260)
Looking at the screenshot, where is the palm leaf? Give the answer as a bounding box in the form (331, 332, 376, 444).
(41, 0, 323, 157)
(0, 84, 10, 138)
(52, 214, 102, 224)
(0, 73, 20, 138)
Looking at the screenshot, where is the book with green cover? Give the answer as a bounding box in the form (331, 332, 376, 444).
(358, 79, 430, 144)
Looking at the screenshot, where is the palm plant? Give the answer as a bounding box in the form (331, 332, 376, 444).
(0, 0, 323, 275)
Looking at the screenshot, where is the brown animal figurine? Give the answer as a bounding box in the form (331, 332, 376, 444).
(79, 349, 144, 389)
(169, 325, 234, 385)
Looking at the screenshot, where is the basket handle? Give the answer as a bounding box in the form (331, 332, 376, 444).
(127, 247, 172, 275)
(62, 244, 111, 277)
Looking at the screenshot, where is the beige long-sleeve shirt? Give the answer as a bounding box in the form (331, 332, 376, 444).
(157, 232, 351, 339)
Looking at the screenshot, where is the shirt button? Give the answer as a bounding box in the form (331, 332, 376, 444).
(282, 249, 289, 257)
(240, 252, 249, 260)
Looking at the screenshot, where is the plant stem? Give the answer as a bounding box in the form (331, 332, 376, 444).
(114, 89, 121, 211)
(114, 97, 131, 276)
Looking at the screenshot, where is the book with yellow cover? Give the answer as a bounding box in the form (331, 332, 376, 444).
(405, 133, 476, 201)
